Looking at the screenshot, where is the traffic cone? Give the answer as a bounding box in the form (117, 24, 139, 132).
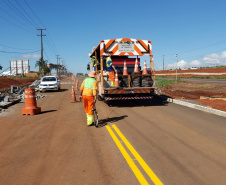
(134, 58, 139, 73)
(71, 85, 76, 102)
(22, 86, 41, 115)
(75, 80, 79, 90)
(114, 72, 119, 87)
(142, 60, 148, 75)
(123, 61, 128, 76)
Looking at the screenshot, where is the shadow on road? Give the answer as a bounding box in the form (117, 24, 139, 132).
(39, 110, 57, 114)
(39, 89, 68, 93)
(58, 89, 68, 92)
(105, 95, 169, 107)
(96, 115, 128, 127)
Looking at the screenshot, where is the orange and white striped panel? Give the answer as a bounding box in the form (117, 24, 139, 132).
(100, 38, 152, 56)
(106, 88, 153, 95)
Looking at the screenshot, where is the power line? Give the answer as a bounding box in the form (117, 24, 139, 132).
(23, 0, 46, 28)
(0, 50, 40, 54)
(0, 43, 39, 51)
(2, 0, 36, 28)
(44, 40, 57, 55)
(44, 50, 50, 62)
(46, 30, 59, 53)
(14, 0, 40, 28)
(0, 15, 35, 34)
(0, 7, 35, 32)
(23, 0, 60, 58)
(178, 40, 226, 55)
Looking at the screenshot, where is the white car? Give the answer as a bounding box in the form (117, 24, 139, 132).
(39, 75, 61, 92)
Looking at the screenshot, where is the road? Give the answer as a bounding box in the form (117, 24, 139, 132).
(0, 77, 226, 185)
(182, 78, 226, 88)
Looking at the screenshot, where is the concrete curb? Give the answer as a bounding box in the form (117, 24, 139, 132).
(167, 98, 226, 118)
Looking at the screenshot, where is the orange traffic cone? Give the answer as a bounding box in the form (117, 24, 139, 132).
(75, 80, 79, 90)
(22, 86, 41, 115)
(142, 60, 148, 75)
(123, 61, 128, 76)
(114, 72, 119, 87)
(71, 85, 76, 102)
(134, 58, 139, 73)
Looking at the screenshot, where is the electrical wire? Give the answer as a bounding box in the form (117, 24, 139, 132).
(0, 15, 35, 34)
(23, 0, 46, 28)
(14, 0, 39, 28)
(1, 0, 63, 69)
(178, 40, 226, 54)
(2, 0, 36, 28)
(23, 0, 60, 59)
(0, 7, 35, 32)
(0, 50, 40, 54)
(0, 43, 39, 51)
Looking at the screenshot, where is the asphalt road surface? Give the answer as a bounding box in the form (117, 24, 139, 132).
(0, 77, 226, 185)
(182, 78, 226, 88)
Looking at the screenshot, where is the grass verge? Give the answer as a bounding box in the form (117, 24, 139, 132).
(155, 77, 180, 88)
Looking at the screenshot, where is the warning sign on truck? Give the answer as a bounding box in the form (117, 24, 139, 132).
(118, 42, 134, 52)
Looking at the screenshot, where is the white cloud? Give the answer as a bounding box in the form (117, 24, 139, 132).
(221, 51, 226, 59)
(189, 60, 201, 67)
(202, 51, 226, 65)
(161, 50, 226, 70)
(167, 60, 187, 69)
(21, 54, 40, 59)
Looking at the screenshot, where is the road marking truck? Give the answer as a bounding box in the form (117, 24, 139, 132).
(89, 38, 155, 101)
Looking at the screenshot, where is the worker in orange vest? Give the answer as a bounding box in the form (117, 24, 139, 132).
(79, 71, 97, 126)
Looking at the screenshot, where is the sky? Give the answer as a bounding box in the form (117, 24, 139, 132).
(0, 0, 226, 75)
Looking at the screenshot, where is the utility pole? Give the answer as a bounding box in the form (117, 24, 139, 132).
(175, 53, 178, 81)
(163, 55, 164, 71)
(37, 28, 46, 76)
(56, 55, 60, 76)
(58, 57, 62, 77)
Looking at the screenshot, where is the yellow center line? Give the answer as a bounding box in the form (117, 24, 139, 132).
(106, 126, 149, 185)
(112, 125, 164, 185)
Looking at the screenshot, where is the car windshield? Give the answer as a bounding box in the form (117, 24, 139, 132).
(42, 77, 56, 81)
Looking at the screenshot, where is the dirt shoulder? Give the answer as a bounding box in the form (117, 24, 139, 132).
(0, 77, 39, 91)
(155, 67, 226, 112)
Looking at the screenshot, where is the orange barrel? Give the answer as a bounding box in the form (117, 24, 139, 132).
(22, 86, 41, 115)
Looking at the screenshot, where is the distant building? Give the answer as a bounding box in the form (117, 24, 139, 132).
(10, 60, 30, 75)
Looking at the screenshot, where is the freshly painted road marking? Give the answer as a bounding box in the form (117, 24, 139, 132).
(112, 125, 163, 185)
(106, 125, 149, 185)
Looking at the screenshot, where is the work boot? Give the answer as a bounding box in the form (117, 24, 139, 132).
(87, 115, 93, 126)
(86, 113, 88, 123)
(111, 81, 114, 87)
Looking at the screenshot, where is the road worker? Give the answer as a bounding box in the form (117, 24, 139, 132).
(105, 55, 117, 87)
(79, 71, 97, 126)
(91, 56, 99, 71)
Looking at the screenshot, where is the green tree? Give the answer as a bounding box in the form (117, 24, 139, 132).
(0, 65, 2, 70)
(35, 58, 50, 76)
